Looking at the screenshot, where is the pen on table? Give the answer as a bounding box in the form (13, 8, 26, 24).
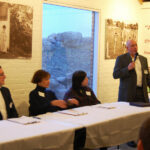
(97, 106, 115, 109)
(32, 116, 41, 120)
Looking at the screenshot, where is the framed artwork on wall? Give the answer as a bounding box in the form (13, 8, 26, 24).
(0, 2, 33, 59)
(105, 19, 138, 59)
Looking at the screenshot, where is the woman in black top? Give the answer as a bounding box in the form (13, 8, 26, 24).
(29, 70, 78, 116)
(64, 71, 107, 150)
(64, 70, 100, 107)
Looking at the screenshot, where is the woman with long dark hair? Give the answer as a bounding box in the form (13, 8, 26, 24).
(64, 70, 100, 107)
(64, 71, 107, 150)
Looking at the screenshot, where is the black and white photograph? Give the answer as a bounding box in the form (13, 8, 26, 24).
(105, 19, 138, 59)
(0, 2, 33, 59)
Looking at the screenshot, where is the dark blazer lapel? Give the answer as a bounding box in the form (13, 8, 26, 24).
(1, 88, 9, 117)
(0, 112, 2, 120)
(139, 56, 144, 83)
(126, 53, 132, 63)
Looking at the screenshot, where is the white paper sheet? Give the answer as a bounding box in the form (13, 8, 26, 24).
(8, 116, 41, 125)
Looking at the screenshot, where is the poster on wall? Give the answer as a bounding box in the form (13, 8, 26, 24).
(0, 2, 33, 59)
(105, 19, 138, 59)
(143, 25, 150, 55)
(141, 8, 150, 70)
(141, 9, 150, 59)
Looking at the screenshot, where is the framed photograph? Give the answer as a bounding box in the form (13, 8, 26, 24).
(105, 19, 138, 59)
(0, 2, 33, 59)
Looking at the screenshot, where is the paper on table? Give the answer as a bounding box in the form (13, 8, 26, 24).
(94, 105, 116, 109)
(7, 116, 41, 125)
(38, 112, 71, 120)
(57, 109, 88, 116)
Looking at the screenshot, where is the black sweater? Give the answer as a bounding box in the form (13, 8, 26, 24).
(64, 87, 100, 107)
(29, 86, 62, 116)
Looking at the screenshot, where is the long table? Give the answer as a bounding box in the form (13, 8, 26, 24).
(0, 119, 81, 150)
(0, 102, 150, 150)
(38, 102, 150, 149)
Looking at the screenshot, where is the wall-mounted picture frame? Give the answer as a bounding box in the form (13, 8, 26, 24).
(0, 2, 33, 59)
(105, 19, 138, 59)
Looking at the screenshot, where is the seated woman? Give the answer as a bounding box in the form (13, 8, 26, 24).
(64, 70, 100, 107)
(29, 70, 78, 116)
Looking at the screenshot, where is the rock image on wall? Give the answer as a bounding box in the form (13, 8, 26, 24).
(105, 19, 138, 59)
(0, 2, 33, 59)
(42, 32, 93, 99)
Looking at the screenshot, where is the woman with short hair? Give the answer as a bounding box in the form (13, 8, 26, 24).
(29, 69, 78, 116)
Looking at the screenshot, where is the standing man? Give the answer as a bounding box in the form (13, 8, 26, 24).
(113, 40, 150, 147)
(113, 40, 150, 103)
(0, 66, 18, 120)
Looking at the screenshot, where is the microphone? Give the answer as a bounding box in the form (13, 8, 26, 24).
(134, 52, 138, 62)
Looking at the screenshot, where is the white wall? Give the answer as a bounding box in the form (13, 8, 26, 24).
(139, 2, 150, 64)
(0, 0, 142, 115)
(0, 0, 42, 116)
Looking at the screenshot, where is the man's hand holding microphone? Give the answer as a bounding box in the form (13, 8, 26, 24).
(128, 53, 138, 71)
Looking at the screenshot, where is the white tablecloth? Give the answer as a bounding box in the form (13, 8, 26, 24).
(0, 119, 80, 150)
(39, 102, 150, 149)
(1, 102, 150, 149)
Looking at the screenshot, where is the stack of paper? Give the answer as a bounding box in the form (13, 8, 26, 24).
(8, 116, 41, 125)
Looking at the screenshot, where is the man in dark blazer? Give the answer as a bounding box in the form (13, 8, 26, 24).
(0, 66, 18, 120)
(113, 40, 150, 103)
(113, 40, 150, 148)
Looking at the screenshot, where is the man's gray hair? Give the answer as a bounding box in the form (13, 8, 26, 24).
(126, 40, 131, 48)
